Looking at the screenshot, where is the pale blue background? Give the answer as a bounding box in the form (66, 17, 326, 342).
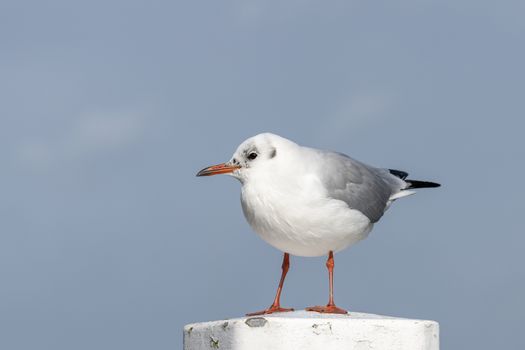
(1, 1, 524, 349)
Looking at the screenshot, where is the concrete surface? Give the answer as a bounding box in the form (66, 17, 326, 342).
(183, 310, 439, 350)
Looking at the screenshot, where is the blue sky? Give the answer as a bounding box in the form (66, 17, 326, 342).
(1, 1, 524, 349)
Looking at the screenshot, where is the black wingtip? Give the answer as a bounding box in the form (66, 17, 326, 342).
(389, 169, 409, 180)
(406, 180, 441, 189)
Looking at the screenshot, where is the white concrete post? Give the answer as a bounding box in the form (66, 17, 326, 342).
(184, 311, 439, 350)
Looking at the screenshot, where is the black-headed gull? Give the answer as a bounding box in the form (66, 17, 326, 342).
(197, 133, 440, 315)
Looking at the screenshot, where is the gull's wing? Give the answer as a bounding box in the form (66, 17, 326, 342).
(313, 150, 406, 223)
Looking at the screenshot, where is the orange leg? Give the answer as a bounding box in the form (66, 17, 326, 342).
(246, 253, 294, 316)
(306, 251, 348, 314)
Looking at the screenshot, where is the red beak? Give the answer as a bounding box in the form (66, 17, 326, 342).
(196, 163, 241, 177)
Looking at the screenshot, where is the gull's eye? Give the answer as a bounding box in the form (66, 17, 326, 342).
(247, 152, 258, 160)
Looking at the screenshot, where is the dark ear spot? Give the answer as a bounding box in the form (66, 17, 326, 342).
(269, 148, 277, 159)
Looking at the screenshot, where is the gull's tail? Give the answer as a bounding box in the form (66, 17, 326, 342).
(386, 169, 440, 201)
(388, 169, 441, 189)
(387, 169, 440, 201)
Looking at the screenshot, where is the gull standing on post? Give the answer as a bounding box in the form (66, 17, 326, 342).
(196, 133, 440, 315)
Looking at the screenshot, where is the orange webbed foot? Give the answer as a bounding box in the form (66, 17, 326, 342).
(246, 306, 294, 316)
(305, 304, 348, 314)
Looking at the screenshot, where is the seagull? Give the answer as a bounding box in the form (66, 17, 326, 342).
(196, 133, 440, 315)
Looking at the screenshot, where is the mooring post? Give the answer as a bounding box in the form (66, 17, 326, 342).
(183, 310, 439, 350)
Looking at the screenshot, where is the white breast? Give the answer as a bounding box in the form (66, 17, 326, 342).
(240, 174, 373, 257)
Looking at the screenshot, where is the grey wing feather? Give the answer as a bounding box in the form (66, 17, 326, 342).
(317, 151, 406, 223)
